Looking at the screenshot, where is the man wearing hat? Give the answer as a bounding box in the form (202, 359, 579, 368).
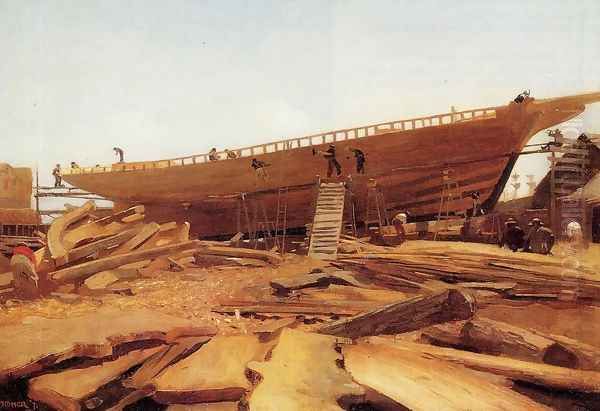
(499, 217, 525, 252)
(523, 218, 555, 255)
(313, 144, 342, 177)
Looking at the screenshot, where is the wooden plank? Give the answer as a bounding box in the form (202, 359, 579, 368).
(50, 240, 201, 283)
(28, 347, 161, 411)
(83, 268, 139, 291)
(195, 244, 282, 265)
(66, 226, 142, 262)
(247, 329, 364, 410)
(0, 307, 216, 383)
(318, 289, 476, 338)
(47, 201, 96, 266)
(344, 343, 548, 411)
(214, 303, 360, 316)
(270, 271, 364, 295)
(368, 339, 600, 393)
(110, 222, 161, 255)
(124, 337, 210, 389)
(153, 335, 274, 404)
(138, 222, 190, 250)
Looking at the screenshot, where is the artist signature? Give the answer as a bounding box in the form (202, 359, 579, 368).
(0, 400, 39, 410)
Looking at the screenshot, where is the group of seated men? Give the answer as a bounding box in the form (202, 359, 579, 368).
(499, 217, 555, 255)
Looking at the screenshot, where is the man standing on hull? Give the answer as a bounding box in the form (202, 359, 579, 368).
(314, 144, 342, 177)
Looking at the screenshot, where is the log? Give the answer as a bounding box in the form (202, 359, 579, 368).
(50, 240, 201, 283)
(247, 329, 364, 410)
(196, 244, 282, 265)
(124, 337, 210, 389)
(420, 320, 468, 347)
(153, 335, 274, 404)
(47, 200, 96, 266)
(110, 222, 161, 255)
(367, 339, 600, 393)
(318, 289, 476, 339)
(536, 333, 600, 371)
(461, 318, 578, 367)
(0, 307, 216, 382)
(28, 347, 161, 411)
(343, 343, 549, 411)
(66, 226, 142, 262)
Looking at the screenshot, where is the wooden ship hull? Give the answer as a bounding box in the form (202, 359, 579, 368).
(62, 93, 600, 238)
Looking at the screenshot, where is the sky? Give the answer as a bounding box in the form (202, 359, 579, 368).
(1, 0, 600, 208)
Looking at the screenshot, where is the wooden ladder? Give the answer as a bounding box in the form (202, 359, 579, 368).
(308, 182, 346, 259)
(275, 187, 289, 254)
(365, 180, 389, 228)
(434, 168, 465, 241)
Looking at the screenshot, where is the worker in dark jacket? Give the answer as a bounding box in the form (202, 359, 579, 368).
(113, 147, 124, 163)
(523, 218, 555, 255)
(348, 148, 366, 174)
(313, 144, 342, 177)
(52, 164, 62, 188)
(498, 218, 525, 252)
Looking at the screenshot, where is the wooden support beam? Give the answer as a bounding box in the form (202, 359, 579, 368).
(318, 289, 476, 339)
(50, 240, 201, 283)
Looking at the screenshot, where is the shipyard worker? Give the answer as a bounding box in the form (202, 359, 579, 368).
(209, 148, 219, 161)
(348, 147, 366, 174)
(498, 218, 524, 252)
(70, 161, 80, 169)
(225, 149, 238, 159)
(251, 158, 270, 180)
(392, 212, 408, 244)
(513, 89, 530, 104)
(313, 144, 342, 177)
(113, 147, 124, 163)
(470, 191, 483, 217)
(523, 218, 555, 255)
(577, 133, 591, 144)
(13, 242, 36, 265)
(52, 164, 62, 188)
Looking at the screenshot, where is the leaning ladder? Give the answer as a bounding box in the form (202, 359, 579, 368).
(434, 168, 463, 241)
(275, 187, 289, 254)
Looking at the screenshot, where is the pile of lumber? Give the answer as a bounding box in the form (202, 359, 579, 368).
(3, 226, 600, 409)
(3, 201, 281, 299)
(337, 239, 600, 302)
